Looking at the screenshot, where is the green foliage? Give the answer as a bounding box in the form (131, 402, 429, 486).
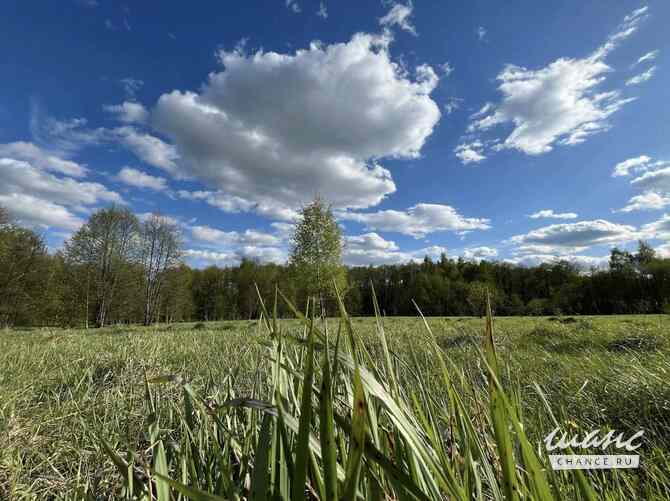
(3, 204, 670, 328)
(0, 222, 55, 327)
(289, 196, 347, 311)
(64, 206, 141, 327)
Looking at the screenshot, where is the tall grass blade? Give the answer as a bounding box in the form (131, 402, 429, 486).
(483, 293, 519, 501)
(252, 413, 273, 501)
(319, 326, 338, 501)
(291, 301, 316, 501)
(342, 366, 367, 501)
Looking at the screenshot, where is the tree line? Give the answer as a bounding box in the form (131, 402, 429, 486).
(1, 204, 669, 328)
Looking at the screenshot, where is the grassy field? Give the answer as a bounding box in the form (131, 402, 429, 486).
(1, 312, 669, 499)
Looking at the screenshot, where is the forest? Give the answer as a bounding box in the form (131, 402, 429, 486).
(2, 204, 670, 328)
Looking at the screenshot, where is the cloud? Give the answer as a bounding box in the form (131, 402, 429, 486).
(153, 33, 440, 216)
(338, 203, 490, 238)
(183, 249, 237, 265)
(316, 2, 327, 18)
(190, 224, 281, 247)
(184, 247, 287, 266)
(612, 155, 652, 177)
(343, 232, 447, 265)
(379, 2, 416, 35)
(613, 156, 670, 213)
(184, 222, 288, 267)
(507, 253, 609, 269)
(509, 219, 637, 253)
(0, 156, 121, 230)
(626, 66, 656, 86)
(631, 166, 670, 193)
(270, 221, 295, 240)
(641, 213, 670, 240)
(30, 103, 106, 153)
(286, 0, 301, 13)
(441, 62, 454, 76)
(0, 193, 85, 231)
(632, 49, 659, 67)
(0, 142, 86, 177)
(454, 141, 485, 164)
(462, 246, 498, 261)
(137, 212, 180, 226)
(0, 129, 123, 230)
(444, 97, 463, 115)
(528, 209, 578, 220)
(655, 242, 670, 258)
(113, 126, 181, 176)
(103, 102, 149, 124)
(343, 246, 446, 266)
(0, 158, 122, 210)
(346, 232, 398, 251)
(476, 26, 486, 41)
(178, 190, 299, 221)
(29, 105, 182, 180)
(615, 192, 670, 213)
(460, 7, 647, 162)
(116, 167, 168, 191)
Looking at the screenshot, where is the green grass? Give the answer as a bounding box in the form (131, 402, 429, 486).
(1, 307, 669, 499)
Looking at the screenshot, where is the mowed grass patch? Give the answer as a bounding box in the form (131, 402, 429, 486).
(0, 314, 669, 498)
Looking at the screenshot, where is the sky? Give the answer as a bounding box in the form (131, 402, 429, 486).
(1, 0, 670, 268)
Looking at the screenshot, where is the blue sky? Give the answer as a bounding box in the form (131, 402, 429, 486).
(1, 0, 669, 267)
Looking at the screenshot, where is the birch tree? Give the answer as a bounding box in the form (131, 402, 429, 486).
(139, 214, 182, 325)
(64, 207, 139, 327)
(289, 196, 346, 312)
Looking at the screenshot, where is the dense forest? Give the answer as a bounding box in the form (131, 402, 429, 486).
(1, 206, 670, 328)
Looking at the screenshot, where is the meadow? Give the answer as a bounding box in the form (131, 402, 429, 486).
(1, 304, 669, 499)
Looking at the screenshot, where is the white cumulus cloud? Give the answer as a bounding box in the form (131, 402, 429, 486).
(509, 219, 638, 253)
(0, 193, 85, 231)
(631, 166, 670, 194)
(343, 231, 447, 266)
(612, 155, 652, 177)
(0, 158, 122, 210)
(184, 246, 286, 266)
(346, 232, 398, 251)
(338, 203, 490, 238)
(190, 224, 281, 247)
(615, 192, 670, 213)
(152, 33, 440, 217)
(454, 141, 486, 164)
(0, 141, 87, 177)
(113, 126, 181, 177)
(641, 213, 670, 240)
(507, 253, 609, 270)
(613, 156, 670, 213)
(0, 157, 122, 230)
(462, 246, 498, 261)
